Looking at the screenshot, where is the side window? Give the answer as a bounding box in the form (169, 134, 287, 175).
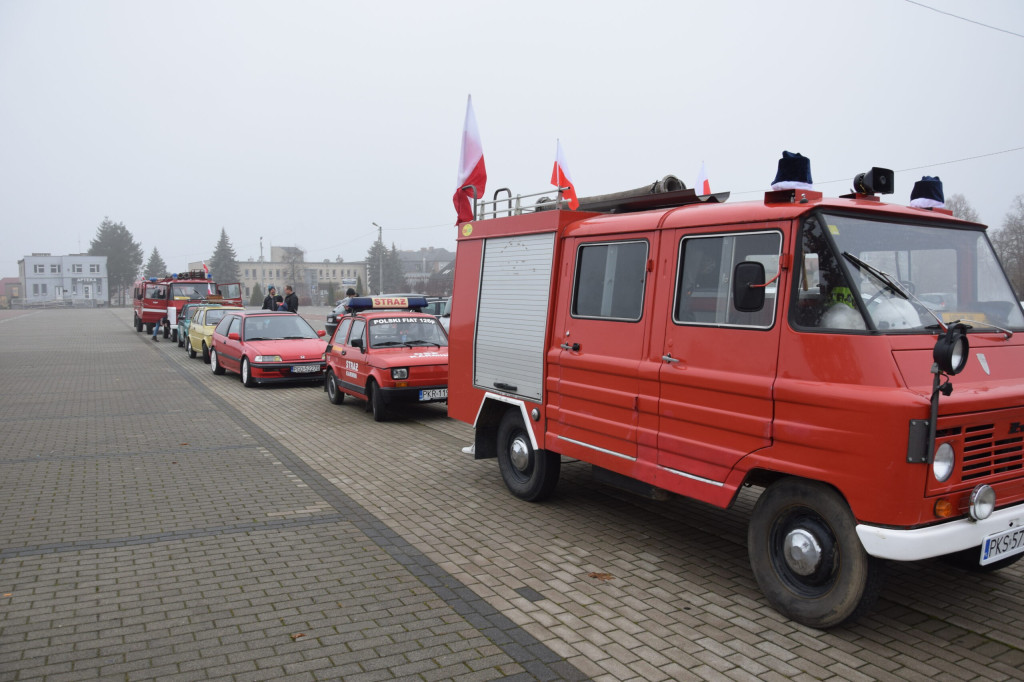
(214, 316, 234, 336)
(571, 240, 648, 321)
(674, 231, 782, 328)
(790, 217, 866, 330)
(228, 317, 242, 337)
(348, 318, 366, 346)
(334, 318, 353, 345)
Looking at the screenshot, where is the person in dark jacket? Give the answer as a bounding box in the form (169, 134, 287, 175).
(284, 285, 299, 313)
(262, 286, 277, 310)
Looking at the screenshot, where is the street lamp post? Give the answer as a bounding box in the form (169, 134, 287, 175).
(371, 222, 383, 295)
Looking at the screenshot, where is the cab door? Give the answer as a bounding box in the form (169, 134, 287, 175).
(547, 235, 656, 475)
(337, 317, 369, 397)
(654, 226, 785, 491)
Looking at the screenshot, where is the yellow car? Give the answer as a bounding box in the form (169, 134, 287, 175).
(186, 306, 244, 363)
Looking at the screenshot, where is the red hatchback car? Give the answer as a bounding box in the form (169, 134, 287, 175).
(210, 310, 327, 387)
(324, 296, 448, 420)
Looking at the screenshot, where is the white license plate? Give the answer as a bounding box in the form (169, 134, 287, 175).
(291, 364, 321, 374)
(980, 525, 1024, 565)
(419, 388, 447, 401)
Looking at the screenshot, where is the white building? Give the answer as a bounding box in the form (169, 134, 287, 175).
(17, 253, 109, 307)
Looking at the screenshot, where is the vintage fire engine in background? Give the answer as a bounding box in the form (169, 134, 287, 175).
(447, 153, 1024, 628)
(132, 270, 242, 340)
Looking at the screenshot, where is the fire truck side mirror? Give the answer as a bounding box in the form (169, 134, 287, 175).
(733, 261, 766, 313)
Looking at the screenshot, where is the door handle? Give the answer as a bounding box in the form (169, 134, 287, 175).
(560, 342, 581, 351)
(662, 353, 680, 363)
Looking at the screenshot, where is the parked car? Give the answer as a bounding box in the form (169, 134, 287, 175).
(210, 310, 327, 387)
(439, 296, 452, 333)
(186, 306, 244, 363)
(175, 303, 204, 346)
(420, 297, 446, 316)
(324, 296, 448, 421)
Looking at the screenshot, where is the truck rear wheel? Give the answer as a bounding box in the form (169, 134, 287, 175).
(496, 410, 560, 502)
(747, 478, 884, 629)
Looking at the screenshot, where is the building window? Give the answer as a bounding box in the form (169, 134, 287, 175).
(33, 283, 48, 295)
(33, 264, 45, 273)
(89, 264, 100, 273)
(72, 264, 83, 273)
(50, 264, 60, 273)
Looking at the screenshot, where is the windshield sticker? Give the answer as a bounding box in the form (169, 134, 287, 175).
(370, 317, 435, 326)
(828, 224, 840, 235)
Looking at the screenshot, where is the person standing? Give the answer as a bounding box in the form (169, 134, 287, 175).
(262, 286, 277, 310)
(284, 285, 299, 313)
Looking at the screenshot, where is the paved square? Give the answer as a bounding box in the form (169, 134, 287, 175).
(1, 308, 1021, 681)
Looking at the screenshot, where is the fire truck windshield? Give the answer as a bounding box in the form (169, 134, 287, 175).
(171, 282, 215, 300)
(797, 213, 1024, 332)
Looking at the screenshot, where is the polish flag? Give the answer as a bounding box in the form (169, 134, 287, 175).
(202, 261, 210, 275)
(453, 95, 486, 225)
(550, 139, 579, 210)
(696, 161, 711, 195)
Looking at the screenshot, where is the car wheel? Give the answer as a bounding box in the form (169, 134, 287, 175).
(241, 358, 256, 387)
(496, 409, 560, 502)
(747, 478, 885, 629)
(326, 370, 345, 405)
(187, 337, 197, 359)
(210, 349, 225, 375)
(172, 329, 179, 344)
(368, 380, 388, 422)
(201, 343, 210, 364)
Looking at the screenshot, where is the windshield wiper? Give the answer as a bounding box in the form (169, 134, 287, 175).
(246, 336, 271, 341)
(405, 340, 440, 347)
(842, 252, 946, 330)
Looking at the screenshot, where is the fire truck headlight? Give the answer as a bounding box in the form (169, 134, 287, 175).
(391, 368, 409, 380)
(969, 485, 996, 521)
(932, 442, 955, 482)
(255, 355, 282, 363)
(933, 323, 969, 375)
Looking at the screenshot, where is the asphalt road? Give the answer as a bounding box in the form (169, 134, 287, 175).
(0, 307, 1022, 681)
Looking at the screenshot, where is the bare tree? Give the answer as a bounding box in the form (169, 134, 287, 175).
(945, 193, 979, 223)
(990, 195, 1024, 296)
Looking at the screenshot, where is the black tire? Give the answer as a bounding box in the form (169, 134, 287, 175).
(210, 349, 225, 375)
(368, 380, 388, 422)
(201, 342, 210, 364)
(241, 358, 256, 387)
(942, 546, 1024, 573)
(135, 315, 143, 333)
(172, 329, 179, 344)
(186, 337, 197, 359)
(326, 371, 345, 405)
(748, 478, 885, 629)
(146, 323, 154, 335)
(496, 409, 560, 501)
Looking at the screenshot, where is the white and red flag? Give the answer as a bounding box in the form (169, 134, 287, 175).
(550, 139, 579, 210)
(696, 161, 711, 195)
(453, 95, 486, 225)
(202, 261, 210, 275)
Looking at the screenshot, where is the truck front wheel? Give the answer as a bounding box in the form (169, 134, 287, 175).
(747, 478, 884, 629)
(496, 410, 560, 502)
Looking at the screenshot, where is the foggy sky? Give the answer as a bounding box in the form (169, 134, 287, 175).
(1, 0, 1022, 278)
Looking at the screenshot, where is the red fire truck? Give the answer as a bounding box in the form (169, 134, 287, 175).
(448, 157, 1024, 628)
(132, 270, 243, 340)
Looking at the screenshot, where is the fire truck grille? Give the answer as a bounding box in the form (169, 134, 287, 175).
(960, 423, 1024, 482)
